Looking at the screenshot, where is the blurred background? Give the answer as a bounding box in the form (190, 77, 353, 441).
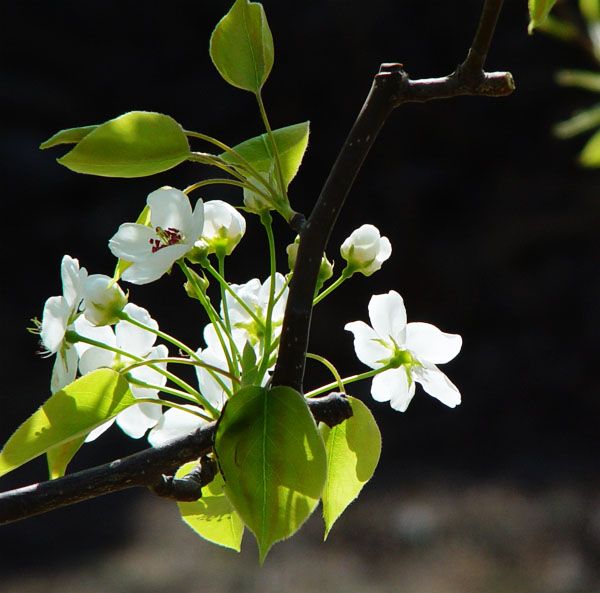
(1, 1, 599, 591)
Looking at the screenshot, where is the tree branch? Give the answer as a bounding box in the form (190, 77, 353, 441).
(272, 0, 514, 392)
(0, 393, 351, 526)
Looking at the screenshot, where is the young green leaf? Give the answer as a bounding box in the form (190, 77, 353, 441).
(528, 0, 559, 33)
(215, 385, 327, 562)
(46, 436, 86, 479)
(0, 369, 135, 478)
(210, 0, 274, 92)
(580, 0, 600, 22)
(320, 397, 382, 539)
(40, 125, 97, 149)
(579, 127, 600, 166)
(240, 342, 259, 387)
(177, 463, 245, 551)
(221, 122, 310, 189)
(54, 111, 191, 178)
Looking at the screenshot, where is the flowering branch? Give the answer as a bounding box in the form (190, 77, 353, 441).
(0, 393, 351, 525)
(272, 0, 514, 392)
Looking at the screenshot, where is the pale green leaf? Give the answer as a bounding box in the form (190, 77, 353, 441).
(556, 70, 600, 93)
(221, 122, 310, 188)
(579, 0, 600, 22)
(320, 397, 382, 539)
(553, 103, 600, 139)
(46, 436, 86, 479)
(210, 0, 274, 92)
(579, 127, 600, 166)
(534, 15, 580, 43)
(55, 111, 190, 178)
(0, 369, 135, 478)
(215, 385, 326, 562)
(40, 125, 97, 149)
(176, 463, 244, 551)
(528, 0, 559, 33)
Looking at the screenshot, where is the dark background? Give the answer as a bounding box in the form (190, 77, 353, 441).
(1, 0, 598, 583)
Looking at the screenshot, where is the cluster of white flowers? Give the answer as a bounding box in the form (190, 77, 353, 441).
(38, 182, 463, 451)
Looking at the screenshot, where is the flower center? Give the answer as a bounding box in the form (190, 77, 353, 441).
(149, 226, 183, 253)
(389, 348, 414, 368)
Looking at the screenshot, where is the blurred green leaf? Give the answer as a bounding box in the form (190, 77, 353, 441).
(535, 14, 580, 43)
(53, 111, 190, 178)
(556, 69, 600, 92)
(553, 103, 600, 138)
(579, 127, 600, 165)
(0, 369, 135, 478)
(177, 464, 244, 551)
(579, 0, 600, 22)
(320, 397, 381, 539)
(210, 0, 274, 93)
(528, 0, 559, 33)
(215, 385, 326, 562)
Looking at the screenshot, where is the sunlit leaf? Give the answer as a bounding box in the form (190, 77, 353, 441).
(51, 111, 190, 178)
(177, 463, 244, 551)
(528, 0, 559, 33)
(46, 436, 86, 479)
(320, 397, 381, 539)
(215, 385, 326, 562)
(210, 0, 274, 92)
(0, 369, 135, 478)
(221, 122, 310, 188)
(40, 125, 97, 149)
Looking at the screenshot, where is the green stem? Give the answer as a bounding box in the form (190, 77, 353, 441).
(127, 378, 213, 411)
(313, 269, 352, 305)
(217, 254, 240, 376)
(305, 353, 345, 393)
(184, 178, 248, 194)
(120, 357, 238, 384)
(255, 91, 288, 204)
(130, 395, 213, 422)
(304, 365, 394, 398)
(258, 212, 277, 378)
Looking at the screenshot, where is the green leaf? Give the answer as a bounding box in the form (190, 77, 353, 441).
(579, 0, 600, 22)
(553, 103, 600, 139)
(555, 70, 600, 93)
(210, 0, 274, 93)
(215, 385, 326, 562)
(176, 464, 245, 551)
(55, 111, 191, 178)
(534, 15, 580, 43)
(579, 127, 600, 166)
(40, 125, 97, 149)
(240, 342, 259, 387)
(528, 0, 559, 33)
(0, 369, 135, 478)
(221, 122, 310, 188)
(320, 397, 381, 539)
(46, 436, 86, 479)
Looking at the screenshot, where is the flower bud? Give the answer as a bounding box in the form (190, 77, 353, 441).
(83, 274, 128, 326)
(199, 200, 246, 256)
(243, 166, 276, 214)
(340, 224, 392, 276)
(286, 236, 334, 282)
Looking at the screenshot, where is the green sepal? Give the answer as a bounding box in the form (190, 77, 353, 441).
(210, 0, 274, 93)
(320, 397, 382, 539)
(53, 111, 191, 178)
(46, 435, 86, 479)
(176, 463, 245, 551)
(528, 0, 559, 33)
(40, 125, 97, 149)
(0, 369, 135, 478)
(215, 385, 327, 563)
(240, 342, 259, 387)
(222, 122, 310, 189)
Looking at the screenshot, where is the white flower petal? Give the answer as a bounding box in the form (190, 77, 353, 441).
(84, 419, 115, 442)
(368, 291, 407, 344)
(406, 322, 462, 364)
(195, 348, 231, 410)
(345, 320, 391, 368)
(148, 187, 192, 232)
(147, 405, 207, 447)
(116, 401, 162, 439)
(41, 296, 70, 354)
(50, 346, 78, 393)
(116, 303, 158, 356)
(412, 361, 461, 408)
(78, 346, 115, 376)
(129, 345, 169, 396)
(108, 223, 156, 263)
(371, 368, 415, 413)
(60, 255, 87, 310)
(188, 197, 205, 242)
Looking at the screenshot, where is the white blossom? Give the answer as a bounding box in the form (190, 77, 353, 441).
(109, 187, 204, 285)
(340, 224, 392, 276)
(147, 404, 207, 447)
(82, 274, 128, 326)
(197, 200, 246, 256)
(345, 290, 462, 412)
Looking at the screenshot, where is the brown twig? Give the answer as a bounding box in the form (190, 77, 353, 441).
(272, 0, 514, 392)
